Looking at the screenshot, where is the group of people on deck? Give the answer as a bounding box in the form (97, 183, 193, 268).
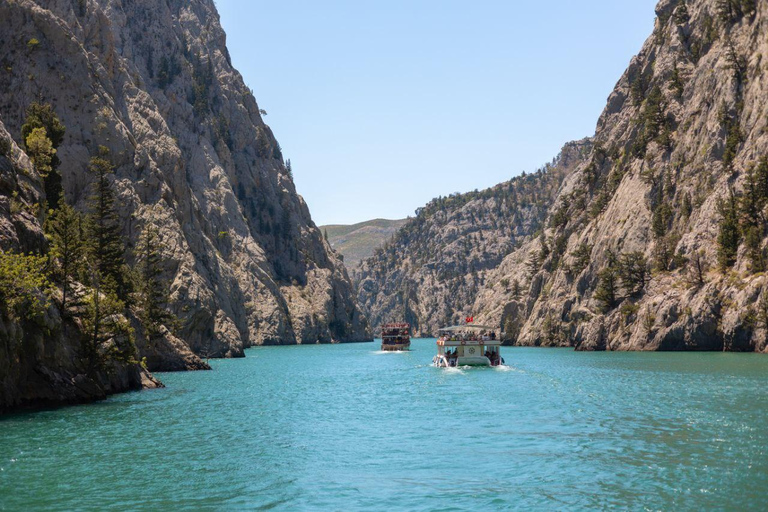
(442, 330, 497, 342)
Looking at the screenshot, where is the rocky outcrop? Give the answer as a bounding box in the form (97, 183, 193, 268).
(472, 0, 768, 352)
(356, 140, 591, 336)
(0, 120, 160, 413)
(0, 0, 371, 363)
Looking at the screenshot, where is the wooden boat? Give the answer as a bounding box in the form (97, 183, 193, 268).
(433, 325, 504, 367)
(381, 323, 411, 351)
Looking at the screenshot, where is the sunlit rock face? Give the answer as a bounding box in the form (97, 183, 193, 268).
(0, 0, 371, 364)
(363, 0, 768, 352)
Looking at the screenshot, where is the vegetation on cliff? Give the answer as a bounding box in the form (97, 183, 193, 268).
(356, 140, 591, 335)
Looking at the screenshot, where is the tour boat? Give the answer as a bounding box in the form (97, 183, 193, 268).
(433, 325, 504, 367)
(381, 323, 411, 351)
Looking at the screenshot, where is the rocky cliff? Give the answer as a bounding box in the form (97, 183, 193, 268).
(361, 0, 768, 352)
(0, 0, 371, 367)
(356, 140, 591, 336)
(471, 0, 768, 351)
(0, 119, 160, 413)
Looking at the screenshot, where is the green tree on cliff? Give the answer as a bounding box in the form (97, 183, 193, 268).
(594, 252, 619, 311)
(0, 251, 51, 321)
(81, 286, 134, 370)
(24, 127, 55, 177)
(617, 251, 649, 296)
(717, 187, 741, 270)
(135, 222, 175, 342)
(22, 102, 66, 209)
(45, 202, 85, 313)
(85, 148, 131, 301)
(740, 164, 766, 273)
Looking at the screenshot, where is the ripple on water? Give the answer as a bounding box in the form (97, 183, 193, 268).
(1, 342, 768, 510)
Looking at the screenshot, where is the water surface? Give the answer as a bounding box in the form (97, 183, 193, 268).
(2, 340, 768, 510)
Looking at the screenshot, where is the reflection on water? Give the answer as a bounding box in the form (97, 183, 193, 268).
(1, 340, 768, 510)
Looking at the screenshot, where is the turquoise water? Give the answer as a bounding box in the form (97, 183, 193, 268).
(2, 340, 768, 511)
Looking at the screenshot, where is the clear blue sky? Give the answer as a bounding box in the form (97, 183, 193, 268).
(216, 0, 659, 226)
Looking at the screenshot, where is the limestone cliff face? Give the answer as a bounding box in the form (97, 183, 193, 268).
(356, 140, 591, 336)
(0, 0, 371, 360)
(0, 120, 159, 412)
(472, 0, 768, 351)
(361, 0, 768, 352)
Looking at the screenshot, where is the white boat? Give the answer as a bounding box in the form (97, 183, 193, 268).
(433, 325, 504, 367)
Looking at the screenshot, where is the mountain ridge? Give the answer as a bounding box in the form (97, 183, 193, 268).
(321, 218, 407, 270)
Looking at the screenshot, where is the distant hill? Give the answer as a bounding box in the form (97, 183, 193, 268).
(321, 219, 407, 269)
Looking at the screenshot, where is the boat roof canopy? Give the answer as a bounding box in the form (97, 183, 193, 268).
(439, 325, 496, 331)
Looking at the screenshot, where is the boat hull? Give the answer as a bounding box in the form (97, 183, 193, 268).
(433, 355, 495, 367)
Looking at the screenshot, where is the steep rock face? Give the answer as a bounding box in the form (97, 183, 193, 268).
(0, 120, 159, 413)
(473, 0, 768, 351)
(357, 140, 591, 336)
(0, 0, 371, 359)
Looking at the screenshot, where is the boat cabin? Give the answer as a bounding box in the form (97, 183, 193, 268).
(381, 323, 411, 351)
(433, 325, 504, 367)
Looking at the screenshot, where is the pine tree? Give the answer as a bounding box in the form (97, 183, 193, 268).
(86, 149, 131, 301)
(595, 266, 618, 311)
(45, 202, 84, 313)
(653, 235, 676, 271)
(686, 250, 707, 287)
(526, 251, 541, 277)
(21, 103, 65, 209)
(756, 156, 768, 200)
(81, 286, 134, 371)
(717, 188, 741, 270)
(594, 251, 619, 311)
(739, 165, 765, 272)
(618, 251, 649, 296)
(136, 222, 174, 342)
(511, 279, 521, 299)
(740, 165, 763, 229)
(569, 242, 592, 276)
(25, 127, 55, 177)
(743, 225, 764, 273)
(652, 202, 673, 238)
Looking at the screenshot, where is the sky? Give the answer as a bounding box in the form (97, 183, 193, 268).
(216, 0, 659, 226)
